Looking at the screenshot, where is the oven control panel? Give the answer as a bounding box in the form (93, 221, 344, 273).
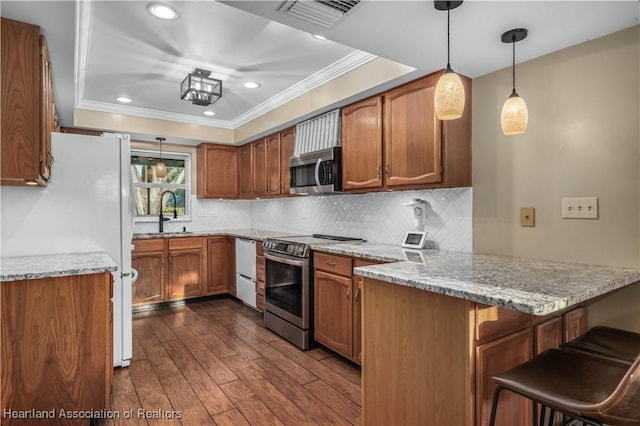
(263, 240, 308, 257)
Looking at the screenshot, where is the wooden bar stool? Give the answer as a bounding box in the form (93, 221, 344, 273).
(489, 349, 640, 426)
(561, 325, 640, 366)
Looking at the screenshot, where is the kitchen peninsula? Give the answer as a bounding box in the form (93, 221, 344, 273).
(334, 247, 640, 426)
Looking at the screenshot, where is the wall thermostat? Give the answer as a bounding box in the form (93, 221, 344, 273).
(401, 231, 428, 249)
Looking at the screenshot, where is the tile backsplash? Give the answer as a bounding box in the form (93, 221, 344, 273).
(135, 188, 472, 252)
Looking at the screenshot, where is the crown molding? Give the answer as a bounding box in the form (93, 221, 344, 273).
(230, 50, 378, 128)
(75, 100, 234, 129)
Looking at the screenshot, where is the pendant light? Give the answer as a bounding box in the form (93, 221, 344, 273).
(434, 1, 465, 120)
(156, 137, 166, 178)
(500, 28, 529, 136)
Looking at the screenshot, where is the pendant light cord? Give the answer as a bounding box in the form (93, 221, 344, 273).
(511, 39, 516, 95)
(446, 5, 451, 70)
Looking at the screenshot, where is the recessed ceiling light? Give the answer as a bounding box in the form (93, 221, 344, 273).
(203, 111, 216, 116)
(243, 82, 261, 89)
(312, 34, 327, 40)
(116, 96, 132, 103)
(147, 3, 178, 20)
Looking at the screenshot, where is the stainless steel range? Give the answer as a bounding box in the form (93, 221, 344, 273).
(262, 234, 362, 349)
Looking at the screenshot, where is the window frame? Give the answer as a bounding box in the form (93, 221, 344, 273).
(131, 148, 192, 223)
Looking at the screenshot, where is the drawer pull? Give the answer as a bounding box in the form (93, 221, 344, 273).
(326, 261, 337, 266)
(347, 287, 351, 301)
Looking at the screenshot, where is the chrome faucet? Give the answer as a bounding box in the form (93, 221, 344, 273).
(159, 190, 178, 233)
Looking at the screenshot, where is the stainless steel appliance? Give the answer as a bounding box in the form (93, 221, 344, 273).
(262, 234, 362, 349)
(289, 147, 342, 194)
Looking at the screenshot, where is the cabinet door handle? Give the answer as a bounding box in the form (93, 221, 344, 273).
(169, 256, 172, 264)
(326, 261, 336, 266)
(347, 287, 351, 301)
(48, 151, 54, 167)
(377, 165, 382, 179)
(355, 288, 360, 304)
(385, 164, 390, 177)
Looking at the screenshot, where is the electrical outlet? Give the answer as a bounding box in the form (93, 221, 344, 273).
(198, 208, 207, 217)
(301, 208, 307, 219)
(211, 208, 217, 217)
(520, 207, 535, 227)
(562, 197, 598, 219)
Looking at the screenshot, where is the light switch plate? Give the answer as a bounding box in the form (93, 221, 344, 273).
(562, 197, 598, 219)
(520, 207, 535, 227)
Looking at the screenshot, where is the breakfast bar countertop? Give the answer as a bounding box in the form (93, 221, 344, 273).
(0, 251, 118, 282)
(344, 247, 640, 315)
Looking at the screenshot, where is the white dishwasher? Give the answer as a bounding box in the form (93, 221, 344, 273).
(235, 238, 257, 308)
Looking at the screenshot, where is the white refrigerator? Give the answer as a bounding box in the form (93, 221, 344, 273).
(0, 132, 134, 367)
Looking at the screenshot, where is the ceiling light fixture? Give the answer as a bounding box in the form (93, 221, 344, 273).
(203, 111, 216, 116)
(312, 34, 327, 40)
(147, 3, 178, 20)
(500, 28, 529, 136)
(155, 137, 166, 178)
(243, 82, 261, 89)
(433, 1, 465, 121)
(116, 96, 132, 103)
(180, 68, 222, 106)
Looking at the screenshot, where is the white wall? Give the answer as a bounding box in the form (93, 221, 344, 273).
(472, 26, 640, 331)
(135, 188, 473, 252)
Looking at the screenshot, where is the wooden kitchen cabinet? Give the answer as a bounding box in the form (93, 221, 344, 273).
(253, 138, 268, 198)
(207, 236, 234, 295)
(279, 126, 295, 195)
(168, 237, 206, 301)
(314, 252, 378, 364)
(476, 329, 532, 426)
(1, 272, 113, 423)
(341, 69, 471, 193)
(534, 316, 563, 355)
(266, 132, 281, 196)
(239, 143, 254, 199)
(563, 306, 588, 342)
(342, 96, 384, 190)
(132, 238, 166, 305)
(1, 18, 57, 186)
(197, 143, 239, 199)
(256, 241, 265, 312)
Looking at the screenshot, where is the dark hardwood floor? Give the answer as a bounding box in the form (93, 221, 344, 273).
(104, 298, 361, 425)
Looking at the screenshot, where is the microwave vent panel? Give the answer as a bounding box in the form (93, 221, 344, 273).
(294, 109, 341, 155)
(280, 0, 361, 28)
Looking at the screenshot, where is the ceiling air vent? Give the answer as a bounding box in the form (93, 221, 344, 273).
(281, 0, 361, 28)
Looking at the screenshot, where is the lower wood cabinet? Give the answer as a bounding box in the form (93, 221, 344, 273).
(476, 329, 532, 426)
(207, 236, 234, 295)
(313, 252, 379, 364)
(256, 242, 265, 312)
(168, 237, 206, 300)
(132, 237, 207, 306)
(132, 238, 166, 305)
(1, 273, 113, 423)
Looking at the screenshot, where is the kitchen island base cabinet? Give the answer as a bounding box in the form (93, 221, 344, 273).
(363, 278, 473, 426)
(1, 273, 113, 424)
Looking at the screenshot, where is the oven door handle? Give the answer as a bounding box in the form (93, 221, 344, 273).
(264, 251, 306, 267)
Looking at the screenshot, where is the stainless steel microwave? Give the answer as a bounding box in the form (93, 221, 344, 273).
(289, 147, 342, 195)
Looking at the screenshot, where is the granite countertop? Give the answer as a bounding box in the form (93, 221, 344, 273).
(0, 252, 118, 282)
(342, 248, 640, 316)
(133, 228, 303, 241)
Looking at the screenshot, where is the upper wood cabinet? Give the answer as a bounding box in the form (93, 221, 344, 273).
(253, 138, 268, 198)
(279, 127, 295, 195)
(341, 70, 471, 192)
(239, 143, 254, 199)
(1, 18, 57, 186)
(342, 96, 383, 191)
(266, 133, 281, 196)
(197, 143, 239, 199)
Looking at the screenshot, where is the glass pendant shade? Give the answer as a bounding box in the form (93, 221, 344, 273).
(435, 70, 465, 120)
(156, 161, 167, 178)
(501, 94, 528, 135)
